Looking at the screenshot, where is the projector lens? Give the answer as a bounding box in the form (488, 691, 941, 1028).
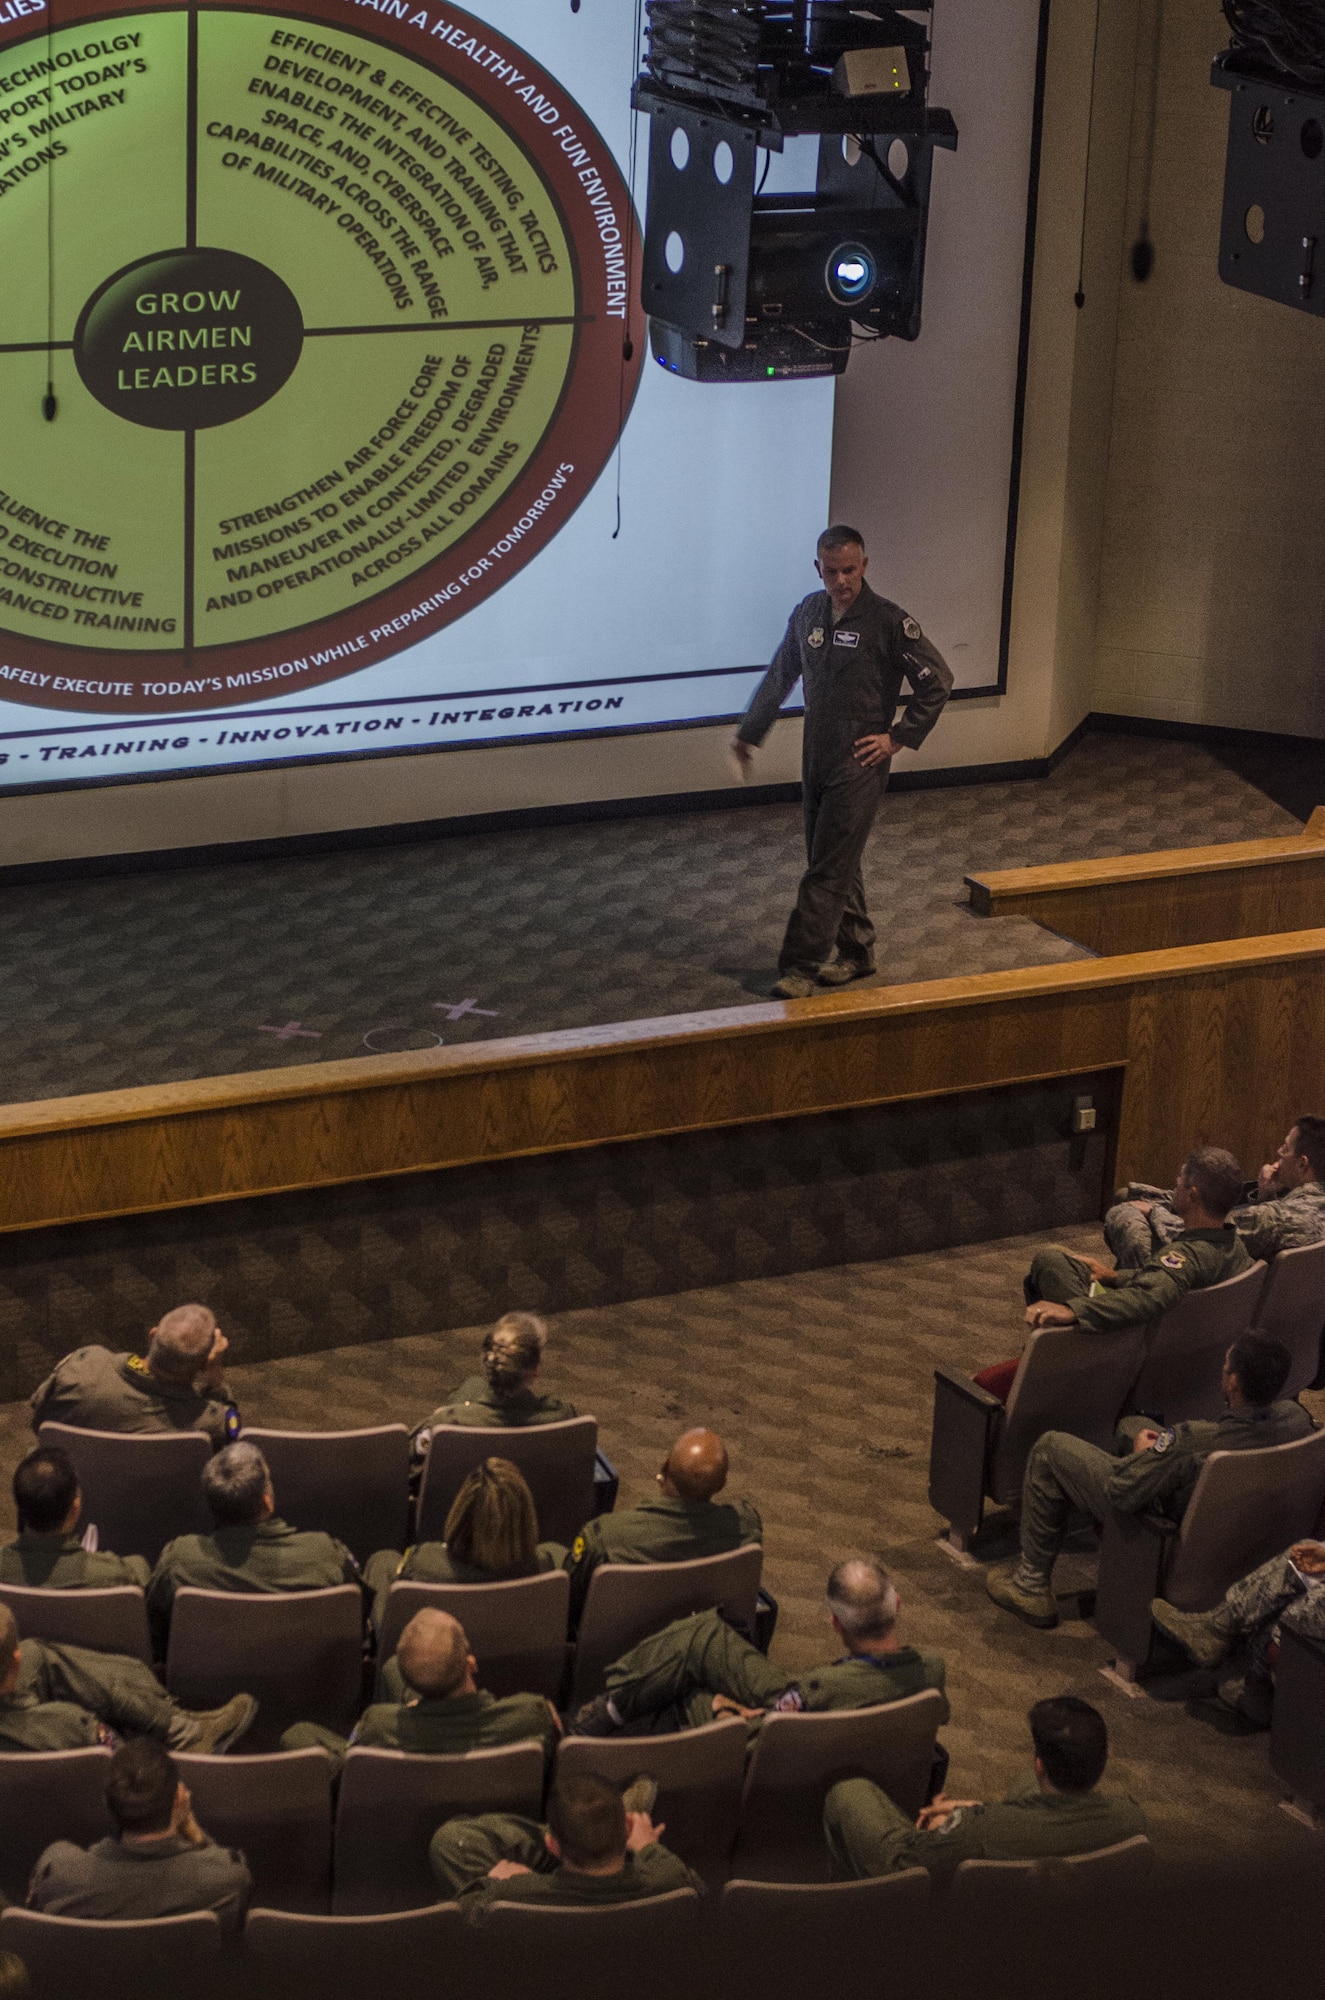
(826, 242, 876, 306)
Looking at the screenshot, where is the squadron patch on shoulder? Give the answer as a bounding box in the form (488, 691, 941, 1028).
(1150, 1428, 1177, 1454)
(571, 1534, 586, 1563)
(1160, 1251, 1186, 1270)
(807, 626, 825, 649)
(224, 1406, 241, 1442)
(903, 616, 922, 639)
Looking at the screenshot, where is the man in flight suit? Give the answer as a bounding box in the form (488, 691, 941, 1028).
(30, 1303, 240, 1446)
(0, 1447, 149, 1590)
(1105, 1114, 1325, 1268)
(731, 525, 952, 999)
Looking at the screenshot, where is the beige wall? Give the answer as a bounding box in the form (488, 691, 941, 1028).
(1093, 0, 1325, 739)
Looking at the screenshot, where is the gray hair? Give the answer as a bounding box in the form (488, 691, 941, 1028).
(826, 1557, 899, 1643)
(148, 1304, 217, 1384)
(200, 1442, 270, 1527)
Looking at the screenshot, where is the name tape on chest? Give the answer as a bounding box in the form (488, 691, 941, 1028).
(832, 628, 860, 648)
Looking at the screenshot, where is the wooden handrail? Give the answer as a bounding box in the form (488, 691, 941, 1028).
(965, 813, 1325, 912)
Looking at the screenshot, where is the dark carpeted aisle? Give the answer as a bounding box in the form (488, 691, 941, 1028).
(2, 1221, 1318, 1877)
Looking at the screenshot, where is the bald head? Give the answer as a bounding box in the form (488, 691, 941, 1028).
(827, 1557, 899, 1646)
(660, 1428, 729, 1504)
(395, 1609, 472, 1699)
(147, 1305, 217, 1384)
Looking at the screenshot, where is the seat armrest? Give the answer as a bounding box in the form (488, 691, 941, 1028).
(753, 1587, 778, 1654)
(933, 1367, 1002, 1412)
(591, 1449, 618, 1518)
(928, 1369, 1002, 1544)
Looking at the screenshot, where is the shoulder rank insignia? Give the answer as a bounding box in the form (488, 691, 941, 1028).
(1160, 1251, 1186, 1269)
(903, 616, 922, 640)
(807, 626, 824, 649)
(126, 1354, 151, 1376)
(570, 1534, 586, 1563)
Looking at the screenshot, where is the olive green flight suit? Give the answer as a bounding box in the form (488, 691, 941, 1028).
(565, 1493, 762, 1623)
(601, 1607, 948, 1734)
(146, 1517, 362, 1653)
(280, 1677, 558, 1775)
(429, 1814, 701, 1909)
(363, 1540, 567, 1632)
(0, 1638, 200, 1753)
(0, 1531, 149, 1591)
(30, 1347, 238, 1445)
(410, 1378, 577, 1463)
(824, 1773, 1148, 1883)
(28, 1833, 252, 1930)
(1106, 1178, 1325, 1269)
(1027, 1226, 1252, 1333)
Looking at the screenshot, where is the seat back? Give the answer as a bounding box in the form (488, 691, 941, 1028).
(37, 1423, 212, 1564)
(245, 1902, 469, 1995)
(0, 1748, 112, 1906)
(1126, 1262, 1268, 1423)
(240, 1426, 410, 1564)
(478, 1889, 703, 2000)
(556, 1717, 748, 1889)
(0, 1582, 152, 1666)
(332, 1741, 546, 1915)
(570, 1545, 764, 1708)
(1166, 1428, 1325, 1610)
(1269, 1625, 1325, 1812)
(165, 1585, 364, 1751)
(719, 1873, 932, 1990)
(376, 1571, 569, 1702)
(1045, 1833, 1154, 1893)
(415, 1418, 598, 1547)
(731, 1690, 945, 1883)
(1253, 1239, 1325, 1397)
(0, 1907, 221, 2000)
(173, 1750, 334, 1913)
(991, 1324, 1150, 1506)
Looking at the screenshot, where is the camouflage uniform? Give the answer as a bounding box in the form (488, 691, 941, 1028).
(280, 1664, 558, 1775)
(429, 1814, 701, 1912)
(1105, 1179, 1325, 1269)
(0, 1638, 205, 1753)
(565, 1493, 762, 1624)
(27, 1833, 252, 1929)
(0, 1531, 149, 1591)
(736, 580, 952, 980)
(1016, 1402, 1316, 1580)
(1027, 1227, 1252, 1331)
(363, 1539, 566, 1632)
(410, 1378, 577, 1465)
(824, 1773, 1148, 1883)
(598, 1606, 948, 1734)
(147, 1517, 362, 1652)
(30, 1347, 238, 1445)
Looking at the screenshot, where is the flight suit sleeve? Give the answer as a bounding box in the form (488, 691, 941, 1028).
(1104, 1425, 1215, 1514)
(563, 1517, 608, 1624)
(1067, 1257, 1193, 1334)
(28, 1357, 73, 1434)
(735, 613, 805, 747)
(889, 617, 953, 750)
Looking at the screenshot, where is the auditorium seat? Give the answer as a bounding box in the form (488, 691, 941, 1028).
(375, 1571, 570, 1702)
(928, 1325, 1148, 1549)
(245, 1902, 468, 1997)
(1269, 1624, 1325, 1818)
(477, 1887, 703, 2000)
(1094, 1426, 1325, 1677)
(568, 1544, 764, 1709)
(36, 1424, 212, 1565)
(173, 1749, 334, 1913)
(556, 1716, 748, 1889)
(0, 1748, 112, 1907)
(165, 1585, 364, 1751)
(332, 1741, 546, 1914)
(1123, 1261, 1268, 1424)
(0, 1907, 221, 2000)
(415, 1417, 600, 1546)
(240, 1425, 411, 1564)
(729, 1689, 946, 1883)
(1250, 1238, 1325, 1397)
(718, 1873, 931, 1998)
(0, 1581, 152, 1665)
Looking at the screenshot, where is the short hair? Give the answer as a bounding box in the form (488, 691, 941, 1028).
(481, 1312, 547, 1397)
(444, 1457, 539, 1571)
(106, 1739, 178, 1836)
(396, 1608, 470, 1699)
(13, 1446, 78, 1535)
(1290, 1114, 1325, 1181)
(546, 1774, 627, 1869)
(1226, 1332, 1292, 1406)
(1029, 1697, 1108, 1792)
(1179, 1147, 1245, 1218)
(200, 1442, 269, 1527)
(148, 1304, 217, 1384)
(817, 524, 866, 555)
(826, 1557, 899, 1644)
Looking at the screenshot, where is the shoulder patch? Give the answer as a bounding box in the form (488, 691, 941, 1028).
(125, 1354, 151, 1376)
(570, 1534, 586, 1564)
(1150, 1428, 1176, 1454)
(1159, 1251, 1186, 1269)
(223, 1406, 241, 1442)
(903, 616, 922, 640)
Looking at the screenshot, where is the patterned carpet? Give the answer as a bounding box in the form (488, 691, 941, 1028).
(0, 731, 1302, 1104)
(2, 1221, 1319, 1878)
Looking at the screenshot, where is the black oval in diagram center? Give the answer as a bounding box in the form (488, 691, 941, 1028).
(74, 246, 303, 430)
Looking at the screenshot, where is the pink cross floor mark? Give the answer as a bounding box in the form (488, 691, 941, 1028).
(257, 1022, 323, 1040)
(433, 998, 500, 1021)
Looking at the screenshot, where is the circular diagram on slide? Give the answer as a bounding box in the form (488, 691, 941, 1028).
(0, 0, 641, 712)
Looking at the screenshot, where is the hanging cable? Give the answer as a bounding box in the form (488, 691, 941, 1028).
(1132, 0, 1166, 281)
(613, 0, 646, 539)
(42, 0, 57, 418)
(1074, 0, 1103, 307)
